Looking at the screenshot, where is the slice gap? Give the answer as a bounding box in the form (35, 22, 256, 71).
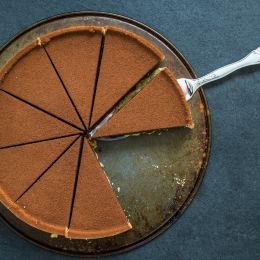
(88, 64, 162, 137)
(92, 68, 193, 139)
(0, 132, 80, 150)
(67, 136, 85, 229)
(0, 89, 83, 131)
(88, 28, 106, 129)
(15, 136, 82, 235)
(67, 139, 131, 239)
(15, 136, 80, 201)
(41, 44, 87, 130)
(89, 27, 165, 127)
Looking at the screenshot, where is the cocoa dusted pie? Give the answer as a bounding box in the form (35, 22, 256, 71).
(0, 26, 193, 239)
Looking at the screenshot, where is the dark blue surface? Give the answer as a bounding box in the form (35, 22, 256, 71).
(0, 1, 259, 259)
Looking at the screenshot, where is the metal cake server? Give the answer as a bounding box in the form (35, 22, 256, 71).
(95, 46, 260, 141)
(178, 46, 260, 101)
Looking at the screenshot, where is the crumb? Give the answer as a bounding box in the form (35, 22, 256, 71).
(37, 37, 42, 46)
(51, 233, 58, 238)
(199, 103, 204, 113)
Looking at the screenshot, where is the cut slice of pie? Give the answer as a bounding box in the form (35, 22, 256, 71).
(67, 139, 131, 239)
(0, 41, 83, 129)
(90, 27, 164, 126)
(42, 27, 103, 127)
(93, 68, 193, 138)
(0, 136, 78, 206)
(14, 137, 81, 235)
(0, 92, 79, 148)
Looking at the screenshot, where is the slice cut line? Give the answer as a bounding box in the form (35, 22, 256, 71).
(90, 26, 164, 127)
(1, 89, 83, 131)
(0, 133, 80, 150)
(0, 41, 83, 128)
(88, 28, 106, 128)
(42, 27, 103, 128)
(0, 135, 78, 207)
(14, 137, 81, 235)
(67, 139, 131, 239)
(93, 68, 193, 138)
(0, 92, 80, 148)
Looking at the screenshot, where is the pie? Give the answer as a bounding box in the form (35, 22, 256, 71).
(0, 26, 193, 239)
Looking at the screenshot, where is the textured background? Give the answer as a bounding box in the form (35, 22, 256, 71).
(0, 0, 259, 259)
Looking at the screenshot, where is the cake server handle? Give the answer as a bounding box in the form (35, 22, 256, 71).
(177, 46, 260, 101)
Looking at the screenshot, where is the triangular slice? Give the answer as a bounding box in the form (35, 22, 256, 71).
(43, 27, 103, 127)
(93, 69, 193, 138)
(0, 91, 79, 148)
(68, 140, 131, 239)
(90, 27, 164, 126)
(0, 135, 78, 205)
(0, 92, 79, 147)
(15, 137, 81, 235)
(0, 42, 83, 128)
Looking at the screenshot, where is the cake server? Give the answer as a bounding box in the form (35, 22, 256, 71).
(178, 46, 260, 101)
(95, 46, 260, 141)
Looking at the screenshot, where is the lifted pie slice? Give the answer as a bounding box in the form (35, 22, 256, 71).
(43, 27, 103, 127)
(90, 27, 164, 126)
(68, 139, 131, 239)
(15, 137, 81, 236)
(0, 42, 83, 128)
(93, 68, 193, 138)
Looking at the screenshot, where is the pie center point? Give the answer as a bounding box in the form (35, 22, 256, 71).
(82, 130, 90, 138)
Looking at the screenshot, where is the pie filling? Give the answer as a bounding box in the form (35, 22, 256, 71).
(0, 26, 193, 239)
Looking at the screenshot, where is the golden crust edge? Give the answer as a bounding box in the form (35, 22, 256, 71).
(66, 222, 132, 240)
(0, 188, 132, 239)
(39, 25, 104, 45)
(105, 26, 165, 61)
(0, 189, 66, 236)
(0, 26, 104, 80)
(162, 67, 194, 128)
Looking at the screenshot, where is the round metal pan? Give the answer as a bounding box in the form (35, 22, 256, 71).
(0, 11, 211, 257)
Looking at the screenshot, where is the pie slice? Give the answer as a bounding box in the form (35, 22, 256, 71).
(15, 137, 81, 235)
(90, 27, 164, 126)
(67, 139, 131, 239)
(0, 135, 78, 205)
(0, 41, 83, 128)
(93, 68, 193, 138)
(43, 27, 102, 127)
(0, 92, 79, 148)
